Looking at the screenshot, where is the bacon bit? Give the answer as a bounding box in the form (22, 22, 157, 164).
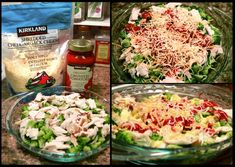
(142, 28, 148, 32)
(202, 100, 218, 108)
(128, 103, 134, 111)
(152, 117, 158, 126)
(178, 103, 183, 107)
(205, 128, 215, 136)
(214, 110, 228, 121)
(163, 116, 175, 126)
(147, 113, 151, 119)
(161, 97, 167, 103)
(207, 123, 213, 129)
(121, 122, 148, 133)
(175, 26, 187, 33)
(166, 21, 174, 30)
(141, 11, 151, 20)
(124, 23, 140, 33)
(169, 104, 173, 108)
(163, 9, 174, 18)
(171, 126, 176, 132)
(134, 123, 148, 133)
(121, 123, 131, 130)
(195, 126, 201, 129)
(149, 126, 159, 132)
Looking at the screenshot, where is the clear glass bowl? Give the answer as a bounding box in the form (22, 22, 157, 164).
(112, 3, 232, 83)
(5, 86, 110, 163)
(111, 84, 232, 164)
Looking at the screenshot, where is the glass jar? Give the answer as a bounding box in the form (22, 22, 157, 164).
(95, 27, 110, 64)
(74, 2, 86, 23)
(76, 26, 94, 40)
(65, 39, 95, 91)
(86, 2, 106, 21)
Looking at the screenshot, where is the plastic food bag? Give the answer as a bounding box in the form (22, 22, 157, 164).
(2, 2, 73, 94)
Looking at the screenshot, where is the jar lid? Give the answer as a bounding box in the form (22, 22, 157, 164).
(68, 39, 94, 52)
(77, 26, 91, 31)
(101, 27, 110, 31)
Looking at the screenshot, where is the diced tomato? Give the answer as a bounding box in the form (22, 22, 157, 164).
(175, 116, 185, 126)
(175, 116, 183, 122)
(190, 109, 198, 115)
(214, 110, 228, 121)
(194, 106, 202, 110)
(141, 11, 151, 20)
(184, 118, 194, 129)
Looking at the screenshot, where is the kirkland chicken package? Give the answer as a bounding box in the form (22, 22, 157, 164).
(2, 2, 73, 94)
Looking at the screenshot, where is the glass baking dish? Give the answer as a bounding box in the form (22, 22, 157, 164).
(111, 84, 232, 164)
(112, 3, 232, 83)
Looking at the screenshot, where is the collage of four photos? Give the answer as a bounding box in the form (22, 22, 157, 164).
(1, 2, 233, 165)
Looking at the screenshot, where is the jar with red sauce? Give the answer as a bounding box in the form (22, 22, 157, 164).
(65, 39, 95, 91)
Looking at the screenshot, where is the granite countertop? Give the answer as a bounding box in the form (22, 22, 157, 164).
(111, 2, 233, 83)
(1, 66, 110, 165)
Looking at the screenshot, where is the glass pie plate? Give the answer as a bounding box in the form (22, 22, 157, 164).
(112, 2, 232, 83)
(4, 86, 110, 163)
(111, 84, 232, 164)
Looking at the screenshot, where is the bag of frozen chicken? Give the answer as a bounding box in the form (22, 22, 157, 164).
(2, 2, 73, 94)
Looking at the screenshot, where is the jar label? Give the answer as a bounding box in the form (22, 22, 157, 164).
(67, 65, 93, 91)
(95, 41, 110, 63)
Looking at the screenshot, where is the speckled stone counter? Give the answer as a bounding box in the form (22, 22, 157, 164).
(111, 2, 233, 83)
(1, 65, 110, 165)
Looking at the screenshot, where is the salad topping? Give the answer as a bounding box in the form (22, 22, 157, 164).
(112, 92, 232, 148)
(119, 3, 223, 83)
(17, 92, 110, 154)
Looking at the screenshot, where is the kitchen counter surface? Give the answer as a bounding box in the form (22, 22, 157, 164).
(1, 65, 110, 165)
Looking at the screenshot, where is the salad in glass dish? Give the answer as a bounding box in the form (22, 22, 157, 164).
(112, 92, 232, 148)
(118, 3, 224, 83)
(15, 92, 110, 154)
